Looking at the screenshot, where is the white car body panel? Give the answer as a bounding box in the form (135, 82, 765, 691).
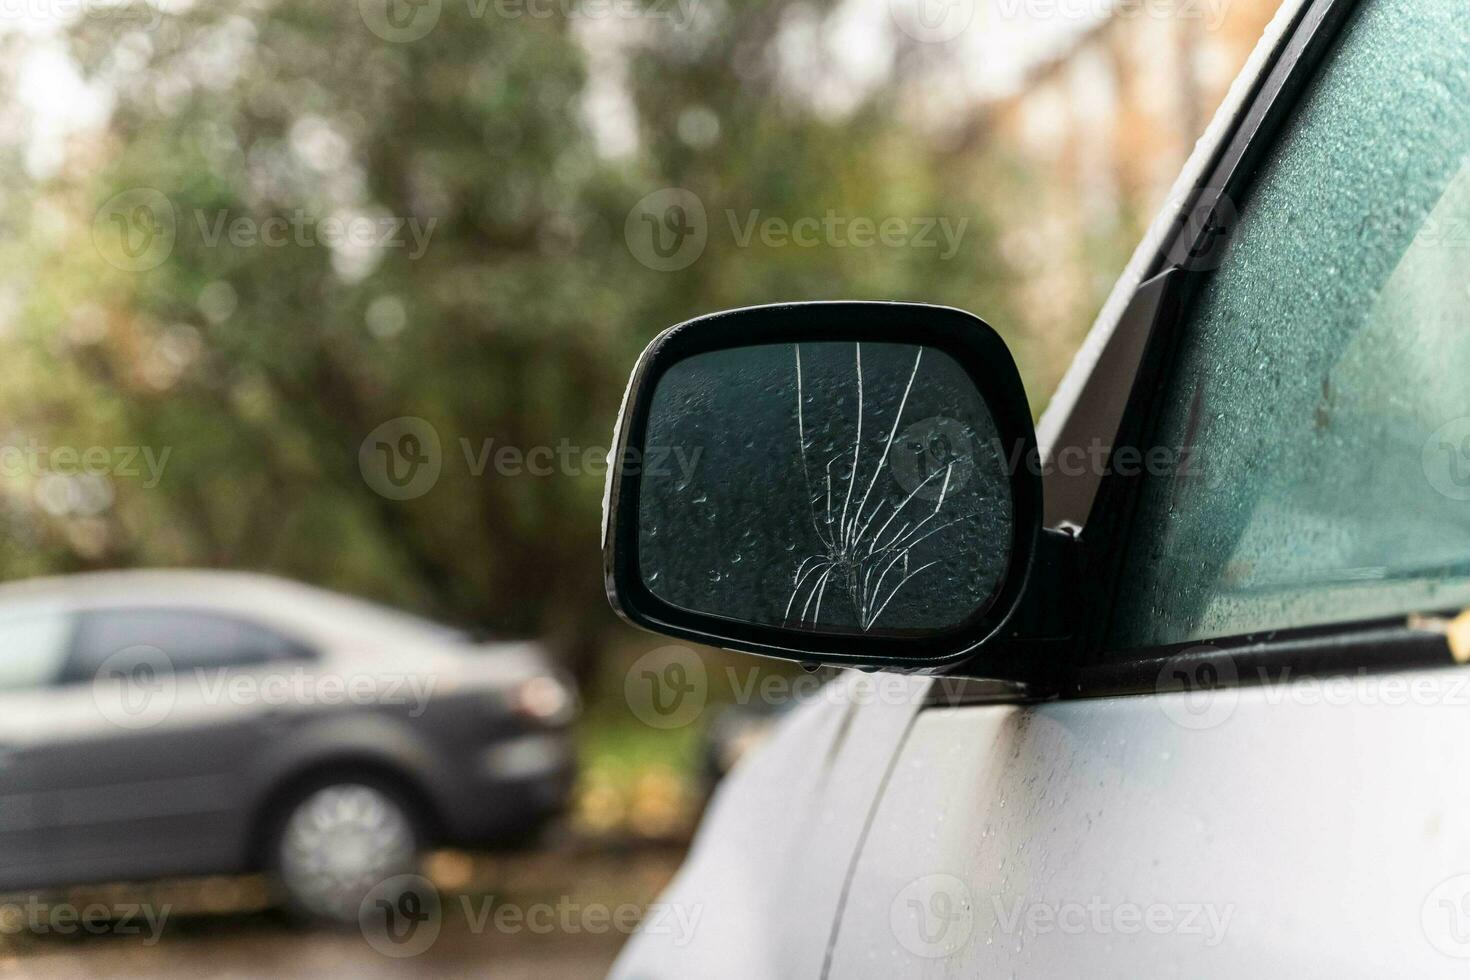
(828, 675, 1470, 977)
(609, 672, 929, 979)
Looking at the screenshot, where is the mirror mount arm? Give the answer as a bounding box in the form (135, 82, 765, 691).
(950, 524, 1082, 694)
(1017, 524, 1083, 640)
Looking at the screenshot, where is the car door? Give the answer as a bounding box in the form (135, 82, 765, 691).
(826, 0, 1470, 976)
(0, 605, 78, 888)
(34, 606, 314, 886)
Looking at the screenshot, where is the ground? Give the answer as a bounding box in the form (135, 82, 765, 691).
(0, 844, 684, 979)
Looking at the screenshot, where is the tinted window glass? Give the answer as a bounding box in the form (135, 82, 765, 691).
(65, 609, 303, 682)
(1109, 0, 1470, 650)
(0, 610, 74, 692)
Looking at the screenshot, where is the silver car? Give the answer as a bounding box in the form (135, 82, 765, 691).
(0, 569, 576, 922)
(602, 0, 1470, 975)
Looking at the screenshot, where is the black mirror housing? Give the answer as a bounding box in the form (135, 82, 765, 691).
(603, 302, 1045, 673)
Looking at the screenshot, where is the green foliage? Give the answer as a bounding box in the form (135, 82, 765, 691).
(5, 1, 1024, 677)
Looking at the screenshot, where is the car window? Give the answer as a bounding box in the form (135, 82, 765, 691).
(1108, 0, 1470, 651)
(63, 608, 306, 682)
(0, 609, 74, 692)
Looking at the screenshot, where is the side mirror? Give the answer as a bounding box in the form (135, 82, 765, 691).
(603, 302, 1044, 672)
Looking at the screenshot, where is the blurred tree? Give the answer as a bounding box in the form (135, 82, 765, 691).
(4, 0, 1015, 681)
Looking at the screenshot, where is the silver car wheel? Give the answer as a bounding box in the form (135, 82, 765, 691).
(276, 783, 419, 923)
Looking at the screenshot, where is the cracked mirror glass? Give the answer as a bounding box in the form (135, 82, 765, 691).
(637, 341, 1013, 638)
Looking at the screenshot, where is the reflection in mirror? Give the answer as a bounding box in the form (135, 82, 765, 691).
(638, 341, 1014, 638)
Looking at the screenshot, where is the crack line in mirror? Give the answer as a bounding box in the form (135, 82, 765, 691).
(784, 343, 969, 633)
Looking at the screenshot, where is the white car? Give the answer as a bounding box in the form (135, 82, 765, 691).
(600, 0, 1470, 975)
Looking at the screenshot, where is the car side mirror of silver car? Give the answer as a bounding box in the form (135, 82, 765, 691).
(603, 301, 1071, 678)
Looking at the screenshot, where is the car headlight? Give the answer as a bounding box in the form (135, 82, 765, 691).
(511, 674, 576, 725)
